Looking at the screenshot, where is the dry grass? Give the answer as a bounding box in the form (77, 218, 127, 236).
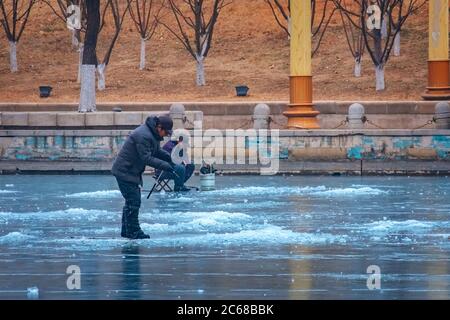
(0, 0, 434, 103)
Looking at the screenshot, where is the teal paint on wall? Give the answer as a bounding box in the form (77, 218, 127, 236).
(347, 147, 363, 160)
(362, 136, 374, 146)
(54, 136, 64, 148)
(25, 137, 35, 147)
(432, 136, 450, 148)
(15, 153, 30, 160)
(393, 137, 421, 149)
(431, 136, 450, 159)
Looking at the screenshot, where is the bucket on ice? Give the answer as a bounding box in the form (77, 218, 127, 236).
(200, 173, 215, 191)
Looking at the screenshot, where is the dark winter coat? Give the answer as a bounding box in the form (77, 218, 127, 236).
(112, 116, 172, 185)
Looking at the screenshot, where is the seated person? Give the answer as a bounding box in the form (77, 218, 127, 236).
(156, 134, 195, 192)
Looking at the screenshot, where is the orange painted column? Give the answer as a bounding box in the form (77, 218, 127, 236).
(284, 0, 320, 129)
(423, 0, 450, 100)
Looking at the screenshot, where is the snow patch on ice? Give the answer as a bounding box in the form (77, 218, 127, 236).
(0, 189, 16, 194)
(210, 186, 326, 196)
(168, 196, 195, 203)
(312, 187, 387, 196)
(169, 225, 348, 246)
(141, 211, 253, 234)
(0, 232, 35, 244)
(0, 208, 112, 221)
(212, 201, 282, 210)
(364, 219, 436, 233)
(64, 190, 121, 198)
(209, 186, 386, 197)
(140, 223, 170, 233)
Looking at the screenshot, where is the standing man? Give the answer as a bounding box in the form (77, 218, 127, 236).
(112, 116, 185, 239)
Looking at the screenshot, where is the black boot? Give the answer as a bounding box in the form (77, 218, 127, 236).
(125, 207, 150, 240)
(174, 185, 191, 192)
(121, 206, 129, 238)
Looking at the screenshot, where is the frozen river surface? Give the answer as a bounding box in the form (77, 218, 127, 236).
(0, 175, 449, 299)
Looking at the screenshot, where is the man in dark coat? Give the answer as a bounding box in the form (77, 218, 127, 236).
(112, 116, 185, 239)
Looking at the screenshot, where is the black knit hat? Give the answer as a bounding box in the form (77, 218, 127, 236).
(157, 116, 173, 135)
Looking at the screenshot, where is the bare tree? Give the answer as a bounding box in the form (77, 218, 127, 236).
(79, 0, 99, 112)
(160, 0, 230, 86)
(334, 0, 365, 77)
(42, 0, 86, 49)
(265, 0, 336, 56)
(0, 0, 36, 72)
(335, 0, 425, 91)
(128, 0, 165, 70)
(266, 0, 290, 37)
(96, 0, 130, 90)
(42, 0, 88, 83)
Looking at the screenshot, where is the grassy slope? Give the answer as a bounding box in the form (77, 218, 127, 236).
(0, 0, 433, 103)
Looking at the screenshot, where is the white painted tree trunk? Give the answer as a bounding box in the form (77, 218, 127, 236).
(77, 44, 84, 83)
(196, 55, 206, 86)
(139, 37, 146, 70)
(354, 57, 362, 77)
(393, 32, 401, 56)
(9, 41, 18, 73)
(375, 64, 385, 91)
(71, 29, 79, 49)
(97, 63, 107, 91)
(79, 64, 96, 112)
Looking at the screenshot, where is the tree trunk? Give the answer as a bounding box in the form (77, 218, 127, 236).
(79, 65, 97, 112)
(375, 64, 385, 91)
(196, 55, 206, 86)
(354, 56, 362, 77)
(139, 37, 146, 70)
(71, 29, 80, 49)
(79, 0, 100, 113)
(393, 32, 401, 56)
(9, 41, 18, 73)
(77, 43, 84, 83)
(97, 63, 107, 91)
(381, 15, 387, 39)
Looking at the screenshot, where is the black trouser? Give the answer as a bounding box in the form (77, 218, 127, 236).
(116, 178, 141, 211)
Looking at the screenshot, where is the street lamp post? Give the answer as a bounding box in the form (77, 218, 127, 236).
(423, 0, 450, 100)
(284, 0, 320, 129)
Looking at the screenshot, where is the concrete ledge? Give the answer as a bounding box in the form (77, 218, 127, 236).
(57, 112, 86, 127)
(0, 103, 441, 129)
(85, 112, 114, 126)
(0, 111, 205, 129)
(28, 112, 57, 127)
(0, 101, 442, 115)
(1, 112, 29, 126)
(114, 112, 143, 126)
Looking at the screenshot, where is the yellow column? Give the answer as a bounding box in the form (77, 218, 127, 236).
(423, 0, 450, 100)
(284, 0, 320, 129)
